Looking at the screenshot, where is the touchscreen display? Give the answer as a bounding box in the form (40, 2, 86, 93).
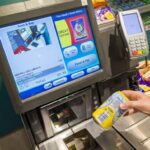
(0, 8, 101, 100)
(123, 13, 142, 35)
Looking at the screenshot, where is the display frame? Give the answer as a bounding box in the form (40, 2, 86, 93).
(0, 0, 107, 113)
(119, 9, 145, 37)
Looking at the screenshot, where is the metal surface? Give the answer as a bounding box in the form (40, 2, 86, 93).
(125, 117, 150, 143)
(0, 2, 26, 16)
(24, 0, 56, 10)
(143, 138, 150, 150)
(114, 112, 147, 131)
(72, 119, 104, 139)
(73, 119, 134, 150)
(115, 114, 150, 150)
(25, 0, 74, 10)
(0, 0, 75, 16)
(40, 88, 93, 138)
(39, 119, 134, 150)
(96, 130, 134, 150)
(39, 129, 73, 150)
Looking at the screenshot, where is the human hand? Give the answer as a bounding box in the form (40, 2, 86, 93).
(120, 90, 150, 115)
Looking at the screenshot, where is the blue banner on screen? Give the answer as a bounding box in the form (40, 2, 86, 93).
(0, 7, 102, 100)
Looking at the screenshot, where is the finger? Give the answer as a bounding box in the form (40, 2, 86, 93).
(128, 109, 135, 115)
(122, 90, 144, 100)
(120, 101, 139, 109)
(123, 109, 135, 116)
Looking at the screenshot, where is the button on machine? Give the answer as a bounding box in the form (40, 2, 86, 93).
(129, 36, 147, 56)
(71, 71, 85, 79)
(53, 77, 67, 86)
(87, 65, 100, 74)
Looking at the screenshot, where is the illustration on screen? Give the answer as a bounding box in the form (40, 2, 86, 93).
(7, 23, 51, 55)
(55, 15, 91, 48)
(71, 17, 88, 41)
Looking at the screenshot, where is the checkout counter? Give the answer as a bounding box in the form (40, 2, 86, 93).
(0, 0, 149, 150)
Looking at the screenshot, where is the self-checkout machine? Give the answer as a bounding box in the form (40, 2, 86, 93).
(113, 10, 150, 150)
(96, 5, 150, 149)
(0, 0, 135, 150)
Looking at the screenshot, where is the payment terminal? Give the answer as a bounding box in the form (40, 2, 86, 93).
(118, 9, 149, 59)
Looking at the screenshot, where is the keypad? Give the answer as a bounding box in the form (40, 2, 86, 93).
(129, 36, 148, 57)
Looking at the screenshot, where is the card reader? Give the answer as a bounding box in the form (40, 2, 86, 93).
(118, 9, 149, 59)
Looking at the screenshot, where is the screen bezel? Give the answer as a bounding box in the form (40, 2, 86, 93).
(0, 0, 107, 113)
(123, 13, 142, 35)
(119, 9, 145, 38)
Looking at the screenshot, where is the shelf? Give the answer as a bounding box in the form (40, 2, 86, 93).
(138, 4, 150, 14)
(98, 20, 115, 32)
(98, 4, 150, 32)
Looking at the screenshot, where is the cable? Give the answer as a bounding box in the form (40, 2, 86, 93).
(114, 11, 129, 60)
(145, 56, 148, 67)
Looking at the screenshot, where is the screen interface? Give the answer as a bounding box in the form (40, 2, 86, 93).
(123, 13, 142, 35)
(0, 8, 101, 100)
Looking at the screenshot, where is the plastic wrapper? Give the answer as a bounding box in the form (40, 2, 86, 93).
(137, 61, 150, 92)
(95, 6, 115, 25)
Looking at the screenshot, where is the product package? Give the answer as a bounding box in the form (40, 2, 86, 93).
(93, 91, 129, 129)
(92, 0, 107, 8)
(95, 6, 115, 25)
(137, 60, 150, 93)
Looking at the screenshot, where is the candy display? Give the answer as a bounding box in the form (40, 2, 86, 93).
(137, 60, 150, 93)
(92, 0, 107, 8)
(92, 0, 150, 25)
(92, 0, 115, 25)
(95, 6, 115, 24)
